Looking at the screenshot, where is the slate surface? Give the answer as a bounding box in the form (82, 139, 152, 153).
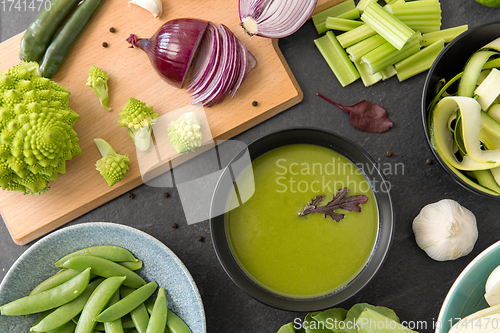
(1, 1, 500, 332)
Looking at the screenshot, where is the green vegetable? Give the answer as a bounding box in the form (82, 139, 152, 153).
(56, 255, 146, 288)
(167, 112, 202, 154)
(394, 39, 445, 81)
(119, 260, 143, 271)
(118, 97, 159, 152)
(96, 281, 158, 322)
(343, 303, 400, 333)
(166, 309, 192, 333)
(311, 0, 356, 34)
(354, 60, 382, 87)
(103, 291, 125, 333)
(423, 25, 468, 46)
(29, 269, 81, 296)
(346, 34, 387, 62)
(145, 288, 167, 333)
(87, 65, 111, 111)
(357, 0, 376, 12)
(75, 276, 126, 333)
(121, 287, 150, 333)
(314, 31, 360, 87)
(325, 17, 364, 31)
(474, 68, 500, 110)
(385, 0, 442, 33)
(337, 24, 376, 48)
(277, 323, 304, 333)
(0, 268, 90, 316)
(31, 278, 104, 332)
(94, 139, 130, 187)
(311, 308, 347, 333)
(39, 0, 106, 78)
(19, 0, 81, 62)
(0, 61, 81, 194)
(47, 320, 77, 333)
(358, 309, 417, 333)
(55, 246, 139, 266)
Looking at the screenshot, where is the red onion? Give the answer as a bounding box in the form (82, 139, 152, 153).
(127, 19, 208, 89)
(128, 18, 256, 106)
(239, 0, 318, 38)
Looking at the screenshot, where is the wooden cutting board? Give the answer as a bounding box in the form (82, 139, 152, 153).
(0, 0, 343, 245)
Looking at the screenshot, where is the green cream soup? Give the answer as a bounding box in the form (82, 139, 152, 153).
(226, 144, 379, 299)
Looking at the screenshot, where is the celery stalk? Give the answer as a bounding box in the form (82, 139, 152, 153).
(312, 0, 356, 34)
(314, 31, 360, 87)
(346, 34, 387, 61)
(354, 60, 383, 87)
(357, 0, 376, 12)
(423, 25, 468, 46)
(394, 14, 442, 21)
(394, 39, 444, 81)
(337, 24, 376, 48)
(380, 65, 397, 80)
(361, 35, 421, 74)
(338, 8, 361, 20)
(325, 17, 364, 31)
(385, 0, 441, 16)
(405, 25, 441, 33)
(361, 2, 415, 50)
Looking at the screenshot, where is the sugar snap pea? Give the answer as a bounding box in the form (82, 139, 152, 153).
(75, 276, 126, 333)
(56, 246, 138, 267)
(119, 260, 143, 271)
(96, 281, 157, 322)
(39, 0, 106, 78)
(57, 256, 146, 289)
(145, 288, 167, 333)
(104, 290, 124, 333)
(0, 267, 91, 316)
(29, 269, 81, 296)
(48, 320, 77, 333)
(73, 314, 105, 331)
(19, 0, 81, 62)
(31, 278, 104, 332)
(166, 310, 192, 333)
(121, 287, 149, 333)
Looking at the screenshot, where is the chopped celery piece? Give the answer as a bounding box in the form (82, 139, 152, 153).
(423, 25, 468, 46)
(386, 0, 441, 16)
(325, 17, 364, 31)
(361, 2, 415, 50)
(338, 8, 360, 20)
(475, 69, 500, 111)
(312, 0, 356, 34)
(314, 31, 360, 87)
(395, 39, 444, 81)
(380, 65, 397, 80)
(354, 60, 383, 86)
(337, 24, 376, 48)
(394, 14, 442, 21)
(361, 34, 421, 74)
(346, 34, 387, 61)
(357, 0, 376, 12)
(401, 23, 441, 34)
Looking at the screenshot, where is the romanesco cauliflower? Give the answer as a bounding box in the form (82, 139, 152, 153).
(168, 112, 202, 154)
(0, 61, 81, 194)
(86, 65, 111, 111)
(118, 97, 158, 152)
(94, 138, 129, 187)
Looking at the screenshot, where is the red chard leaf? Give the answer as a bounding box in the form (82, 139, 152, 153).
(299, 187, 368, 222)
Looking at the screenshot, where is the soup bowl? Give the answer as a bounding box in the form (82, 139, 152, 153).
(210, 128, 394, 311)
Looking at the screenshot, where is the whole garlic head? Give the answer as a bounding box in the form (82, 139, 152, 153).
(412, 199, 478, 261)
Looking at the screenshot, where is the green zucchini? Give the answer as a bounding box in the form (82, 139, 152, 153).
(39, 0, 105, 78)
(19, 0, 81, 62)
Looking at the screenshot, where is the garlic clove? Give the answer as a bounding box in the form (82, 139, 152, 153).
(485, 265, 500, 306)
(412, 199, 478, 261)
(128, 0, 162, 18)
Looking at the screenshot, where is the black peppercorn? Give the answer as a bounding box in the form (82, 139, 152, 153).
(163, 192, 170, 198)
(252, 101, 258, 107)
(426, 158, 433, 165)
(127, 192, 134, 199)
(102, 42, 108, 48)
(172, 223, 179, 229)
(386, 151, 393, 157)
(109, 27, 116, 33)
(198, 236, 204, 242)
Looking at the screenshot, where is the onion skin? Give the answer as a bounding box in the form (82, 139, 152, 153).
(127, 18, 208, 88)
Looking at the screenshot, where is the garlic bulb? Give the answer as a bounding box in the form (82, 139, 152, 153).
(412, 199, 478, 261)
(485, 265, 500, 306)
(129, 0, 162, 18)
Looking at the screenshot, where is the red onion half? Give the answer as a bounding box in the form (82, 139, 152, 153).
(239, 0, 318, 38)
(128, 19, 256, 106)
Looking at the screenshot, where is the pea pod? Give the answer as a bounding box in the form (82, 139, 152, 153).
(145, 288, 167, 333)
(47, 320, 77, 333)
(19, 0, 81, 62)
(166, 310, 192, 333)
(57, 255, 146, 288)
(104, 290, 124, 333)
(39, 0, 106, 78)
(31, 278, 104, 332)
(75, 276, 126, 333)
(121, 287, 149, 333)
(0, 267, 91, 316)
(55, 246, 139, 266)
(29, 269, 81, 296)
(119, 260, 143, 271)
(96, 281, 157, 322)
(73, 314, 105, 331)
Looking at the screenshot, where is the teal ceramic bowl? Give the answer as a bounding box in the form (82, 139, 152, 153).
(436, 240, 500, 333)
(0, 222, 206, 333)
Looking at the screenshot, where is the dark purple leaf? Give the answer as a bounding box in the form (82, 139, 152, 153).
(299, 187, 368, 222)
(317, 92, 393, 133)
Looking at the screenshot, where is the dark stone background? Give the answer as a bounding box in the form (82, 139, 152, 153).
(1, 1, 500, 332)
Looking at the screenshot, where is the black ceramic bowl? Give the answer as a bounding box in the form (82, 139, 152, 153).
(422, 21, 500, 198)
(210, 128, 394, 311)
